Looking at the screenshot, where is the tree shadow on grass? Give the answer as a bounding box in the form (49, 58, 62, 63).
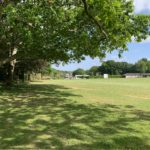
(0, 83, 150, 149)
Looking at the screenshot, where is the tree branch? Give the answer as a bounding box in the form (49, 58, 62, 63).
(81, 0, 108, 39)
(0, 54, 17, 66)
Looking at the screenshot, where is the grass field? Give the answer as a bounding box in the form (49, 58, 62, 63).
(0, 78, 150, 149)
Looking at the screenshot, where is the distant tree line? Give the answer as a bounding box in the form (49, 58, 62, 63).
(73, 58, 150, 76)
(1, 58, 150, 83)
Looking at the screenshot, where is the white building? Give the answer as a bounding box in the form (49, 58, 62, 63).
(103, 74, 109, 79)
(75, 75, 90, 79)
(125, 73, 150, 78)
(65, 73, 73, 79)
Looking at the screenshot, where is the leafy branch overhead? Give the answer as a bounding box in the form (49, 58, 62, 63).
(0, 0, 150, 66)
(81, 0, 108, 39)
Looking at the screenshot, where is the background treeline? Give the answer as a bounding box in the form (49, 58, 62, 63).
(73, 58, 150, 77)
(1, 58, 150, 83)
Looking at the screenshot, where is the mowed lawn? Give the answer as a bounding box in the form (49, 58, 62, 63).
(0, 78, 150, 149)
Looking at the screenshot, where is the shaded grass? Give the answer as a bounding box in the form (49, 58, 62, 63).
(0, 79, 150, 149)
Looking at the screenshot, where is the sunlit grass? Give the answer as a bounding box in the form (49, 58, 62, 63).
(0, 78, 150, 149)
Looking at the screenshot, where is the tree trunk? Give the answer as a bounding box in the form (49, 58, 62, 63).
(6, 64, 14, 86)
(21, 69, 25, 82)
(5, 47, 18, 86)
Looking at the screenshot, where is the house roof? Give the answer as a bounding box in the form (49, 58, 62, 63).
(75, 75, 89, 77)
(125, 73, 150, 76)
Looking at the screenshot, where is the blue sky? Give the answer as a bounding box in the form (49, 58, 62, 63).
(53, 0, 150, 71)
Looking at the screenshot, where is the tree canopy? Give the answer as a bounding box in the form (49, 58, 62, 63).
(73, 68, 85, 76)
(0, 0, 150, 64)
(86, 66, 99, 76)
(98, 60, 133, 75)
(0, 0, 150, 83)
(84, 58, 150, 76)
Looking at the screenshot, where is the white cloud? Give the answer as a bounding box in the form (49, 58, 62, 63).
(134, 0, 150, 13)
